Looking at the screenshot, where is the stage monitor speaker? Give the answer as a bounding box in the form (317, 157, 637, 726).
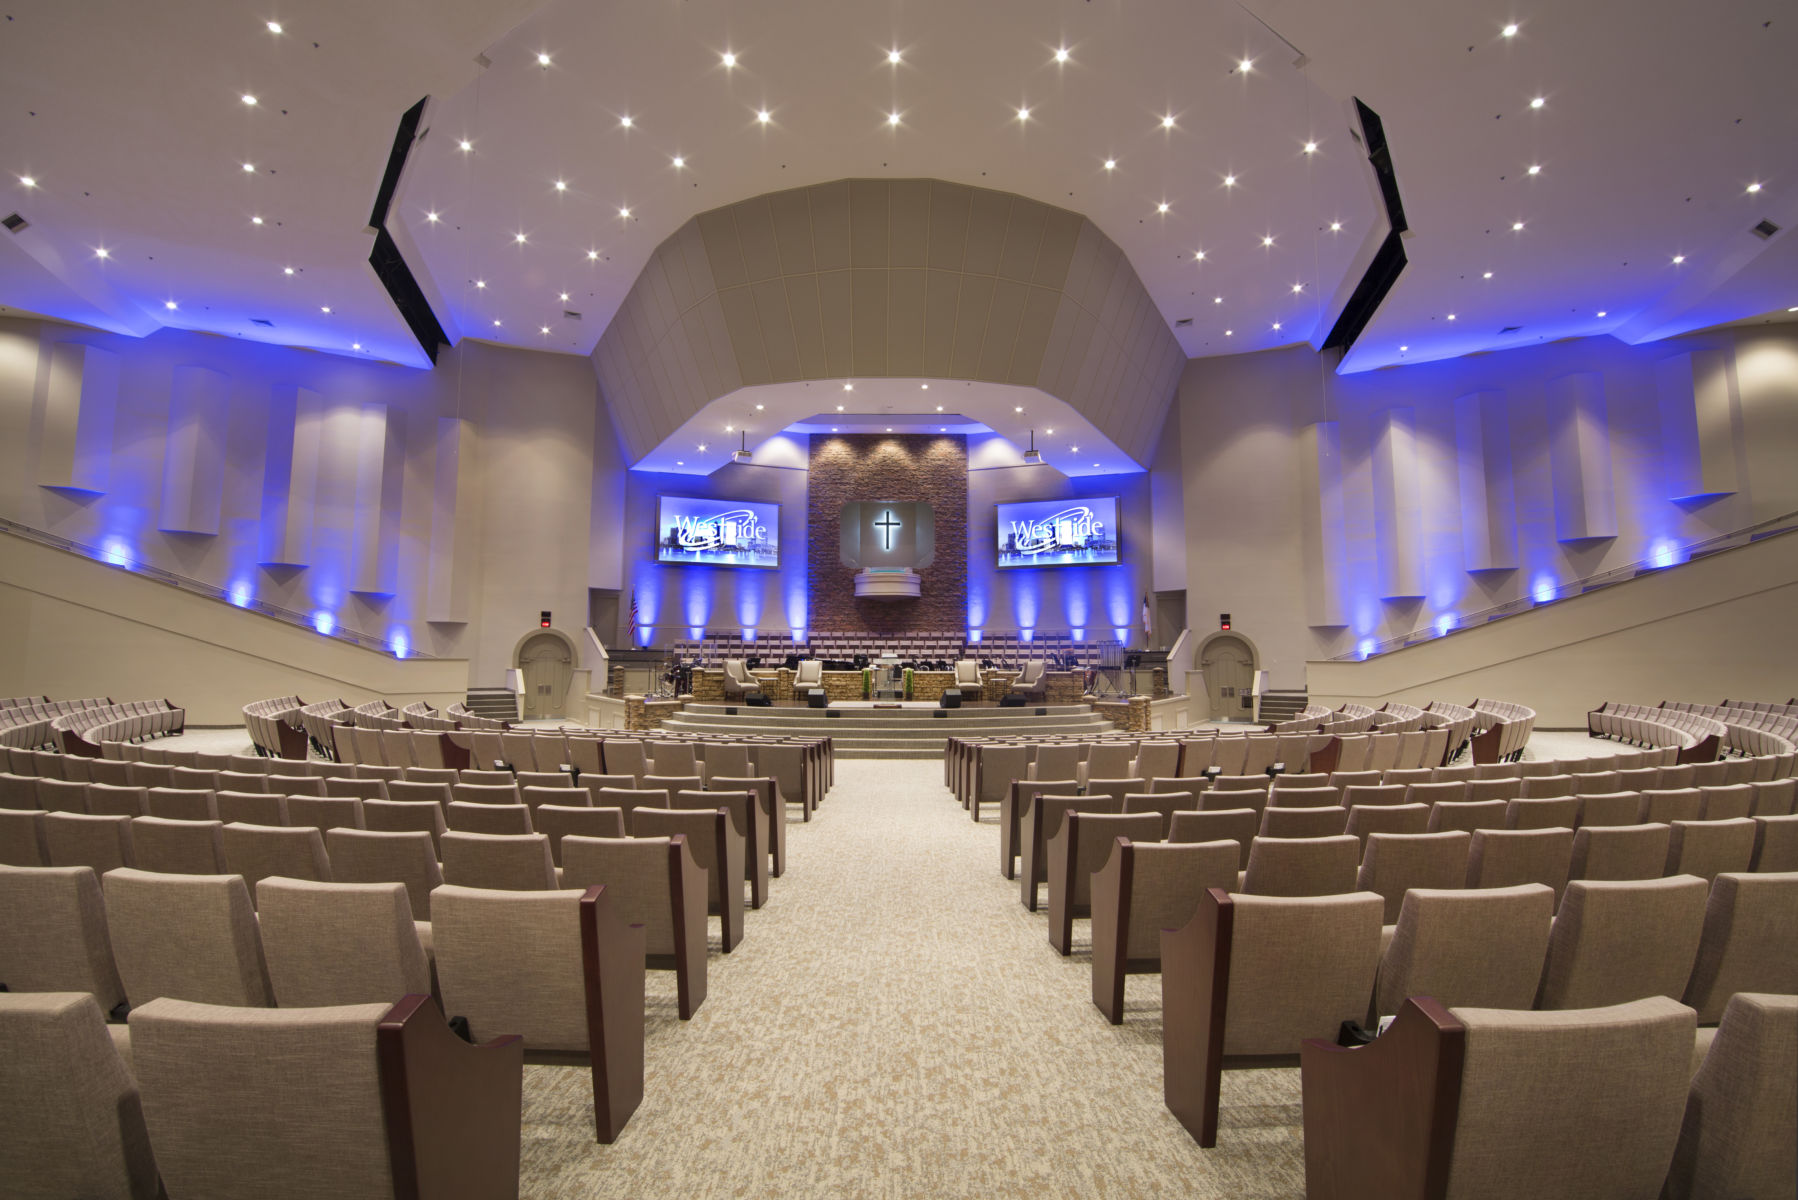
(746, 694, 771, 707)
(807, 689, 828, 709)
(939, 690, 962, 709)
(999, 694, 1025, 708)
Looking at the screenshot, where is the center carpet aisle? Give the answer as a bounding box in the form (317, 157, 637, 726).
(517, 759, 1305, 1198)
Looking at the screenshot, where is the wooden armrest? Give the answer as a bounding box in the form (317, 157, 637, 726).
(1091, 838, 1136, 1023)
(378, 993, 524, 1200)
(1162, 887, 1233, 1147)
(580, 885, 646, 1144)
(1298, 996, 1465, 1200)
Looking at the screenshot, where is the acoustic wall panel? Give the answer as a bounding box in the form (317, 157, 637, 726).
(426, 417, 478, 624)
(1655, 350, 1741, 501)
(1299, 421, 1348, 626)
(1371, 407, 1424, 598)
(36, 341, 118, 493)
(158, 365, 229, 534)
(1453, 390, 1518, 570)
(350, 403, 406, 596)
(258, 385, 323, 566)
(1546, 372, 1618, 541)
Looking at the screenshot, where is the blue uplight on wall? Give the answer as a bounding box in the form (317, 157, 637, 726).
(968, 629, 982, 644)
(1436, 612, 1457, 636)
(99, 537, 135, 567)
(1531, 576, 1557, 604)
(228, 580, 254, 608)
(1020, 628, 1034, 642)
(1649, 540, 1681, 569)
(1070, 627, 1086, 641)
(1113, 627, 1130, 643)
(313, 611, 336, 636)
(391, 629, 410, 659)
(1358, 638, 1377, 660)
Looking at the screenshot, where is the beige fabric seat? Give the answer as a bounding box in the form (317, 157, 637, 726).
(1570, 822, 1673, 881)
(711, 775, 786, 879)
(211, 787, 289, 826)
(701, 744, 752, 784)
(1259, 805, 1349, 839)
(1077, 743, 1136, 789)
(45, 810, 136, 876)
(266, 774, 322, 797)
(36, 777, 90, 813)
(1750, 813, 1798, 871)
(130, 815, 226, 875)
(129, 993, 525, 1197)
(1466, 827, 1574, 901)
(1696, 784, 1753, 821)
(386, 779, 452, 808)
(0, 864, 127, 1013)
(285, 795, 365, 833)
(1578, 790, 1645, 827)
(1427, 798, 1509, 833)
(1535, 875, 1709, 1009)
(561, 834, 709, 1020)
(1375, 883, 1555, 1017)
(219, 822, 332, 895)
(431, 883, 644, 1141)
(324, 829, 442, 922)
(403, 766, 460, 785)
(1122, 791, 1198, 839)
(534, 805, 626, 866)
(361, 799, 448, 854)
(1663, 992, 1798, 1200)
(635, 807, 745, 953)
(1045, 811, 1164, 955)
(1401, 780, 1467, 808)
(1749, 777, 1796, 816)
(1020, 794, 1123, 910)
(1467, 777, 1522, 803)
(1504, 795, 1580, 829)
(1682, 871, 1798, 1023)
(1163, 888, 1383, 1147)
(953, 659, 982, 690)
(446, 800, 533, 836)
(216, 771, 270, 794)
(1300, 995, 1696, 1200)
(1090, 837, 1238, 1023)
(1168, 808, 1259, 869)
(601, 739, 647, 782)
(674, 788, 769, 909)
(144, 787, 217, 821)
(1640, 788, 1704, 824)
(594, 787, 671, 834)
(440, 831, 557, 891)
(256, 877, 431, 1007)
(1356, 831, 1471, 924)
(1343, 802, 1429, 851)
(0, 808, 50, 866)
(452, 781, 520, 807)
(322, 776, 387, 802)
(102, 868, 272, 1007)
(515, 770, 573, 792)
(1267, 785, 1340, 808)
(1241, 834, 1359, 896)
(1663, 817, 1757, 881)
(0, 991, 158, 1199)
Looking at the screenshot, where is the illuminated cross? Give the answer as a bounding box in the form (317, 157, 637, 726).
(875, 508, 901, 550)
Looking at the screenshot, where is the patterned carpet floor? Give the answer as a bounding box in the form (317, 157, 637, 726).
(515, 758, 1306, 1199)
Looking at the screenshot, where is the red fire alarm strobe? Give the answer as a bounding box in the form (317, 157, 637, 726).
(1220, 614, 1231, 631)
(540, 611, 552, 628)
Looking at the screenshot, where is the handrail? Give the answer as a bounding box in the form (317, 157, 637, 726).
(0, 516, 432, 659)
(1333, 508, 1798, 661)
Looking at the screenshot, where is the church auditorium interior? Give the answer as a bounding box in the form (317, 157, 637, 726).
(4, 1, 1798, 1197)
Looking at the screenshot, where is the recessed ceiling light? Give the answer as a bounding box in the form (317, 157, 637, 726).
(514, 232, 527, 244)
(1512, 221, 1525, 231)
(1016, 106, 1031, 121)
(554, 180, 567, 191)
(1447, 313, 1457, 321)
(320, 305, 331, 314)
(1103, 158, 1116, 170)
(1291, 283, 1303, 293)
(1214, 296, 1223, 304)
(1530, 96, 1545, 109)
(1193, 250, 1206, 260)
(725, 424, 734, 432)
(1239, 57, 1253, 72)
(1789, 306, 1798, 312)
(1399, 345, 1408, 352)
(1330, 221, 1342, 232)
(1054, 47, 1070, 64)
(836, 405, 844, 411)
(843, 382, 853, 391)
(1223, 174, 1237, 187)
(242, 94, 257, 106)
(19, 175, 36, 188)
(1157, 202, 1170, 214)
(458, 140, 472, 152)
(540, 325, 550, 334)
(164, 300, 177, 310)
(721, 51, 736, 68)
(1502, 23, 1519, 37)
(698, 444, 707, 451)
(1304, 141, 1318, 154)
(921, 383, 929, 389)
(1272, 321, 1282, 330)
(1596, 311, 1607, 318)
(618, 207, 631, 219)
(830, 428, 837, 433)
(587, 250, 599, 260)
(1262, 235, 1275, 247)
(1161, 115, 1176, 129)
(757, 109, 772, 124)
(677, 460, 684, 466)
(559, 292, 569, 301)
(536, 52, 552, 66)
(1071, 446, 1079, 452)
(352, 342, 361, 350)
(243, 162, 256, 172)
(1746, 182, 1763, 193)
(1673, 254, 1686, 264)
(671, 156, 685, 168)
(251, 215, 264, 225)
(492, 319, 501, 327)
(619, 115, 633, 128)
(282, 266, 293, 275)
(755, 403, 764, 410)
(936, 405, 944, 411)
(1045, 428, 1054, 435)
(886, 427, 893, 433)
(1483, 271, 1493, 279)
(1092, 462, 1100, 468)
(888, 49, 903, 65)
(424, 211, 438, 223)
(888, 111, 902, 127)
(1528, 164, 1541, 175)
(475, 279, 486, 289)
(1014, 406, 1024, 413)
(266, 21, 283, 33)
(1225, 330, 1233, 336)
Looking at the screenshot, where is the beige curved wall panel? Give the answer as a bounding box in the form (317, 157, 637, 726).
(591, 178, 1185, 468)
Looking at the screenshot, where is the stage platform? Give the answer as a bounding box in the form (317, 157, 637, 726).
(658, 701, 1114, 759)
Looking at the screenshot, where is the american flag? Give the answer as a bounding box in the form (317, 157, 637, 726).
(628, 590, 639, 635)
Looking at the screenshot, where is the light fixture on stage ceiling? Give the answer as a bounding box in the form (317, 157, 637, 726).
(1021, 429, 1042, 464)
(731, 429, 752, 464)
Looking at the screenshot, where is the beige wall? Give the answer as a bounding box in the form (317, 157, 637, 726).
(1177, 320, 1798, 695)
(0, 533, 468, 724)
(1306, 527, 1798, 728)
(0, 316, 611, 700)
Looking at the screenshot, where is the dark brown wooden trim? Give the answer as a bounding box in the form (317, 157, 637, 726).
(579, 885, 646, 1144)
(1162, 887, 1233, 1148)
(1091, 837, 1136, 1023)
(377, 992, 524, 1200)
(439, 733, 472, 772)
(1309, 737, 1343, 777)
(668, 834, 709, 1019)
(1047, 813, 1079, 954)
(1298, 996, 1465, 1200)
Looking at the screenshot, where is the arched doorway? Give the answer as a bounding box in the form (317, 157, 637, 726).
(513, 629, 578, 720)
(1196, 632, 1258, 722)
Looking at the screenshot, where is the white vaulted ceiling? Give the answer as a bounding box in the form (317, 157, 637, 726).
(2, 0, 1793, 391)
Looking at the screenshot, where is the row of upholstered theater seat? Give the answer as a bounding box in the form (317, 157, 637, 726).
(240, 694, 303, 756)
(52, 700, 186, 751)
(0, 696, 117, 751)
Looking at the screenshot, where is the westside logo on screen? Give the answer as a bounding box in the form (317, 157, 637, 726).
(1007, 506, 1105, 556)
(673, 509, 767, 551)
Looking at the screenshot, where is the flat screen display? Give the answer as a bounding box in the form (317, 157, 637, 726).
(655, 495, 780, 568)
(995, 496, 1120, 568)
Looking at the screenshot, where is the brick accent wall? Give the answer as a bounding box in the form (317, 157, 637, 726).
(807, 434, 967, 634)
